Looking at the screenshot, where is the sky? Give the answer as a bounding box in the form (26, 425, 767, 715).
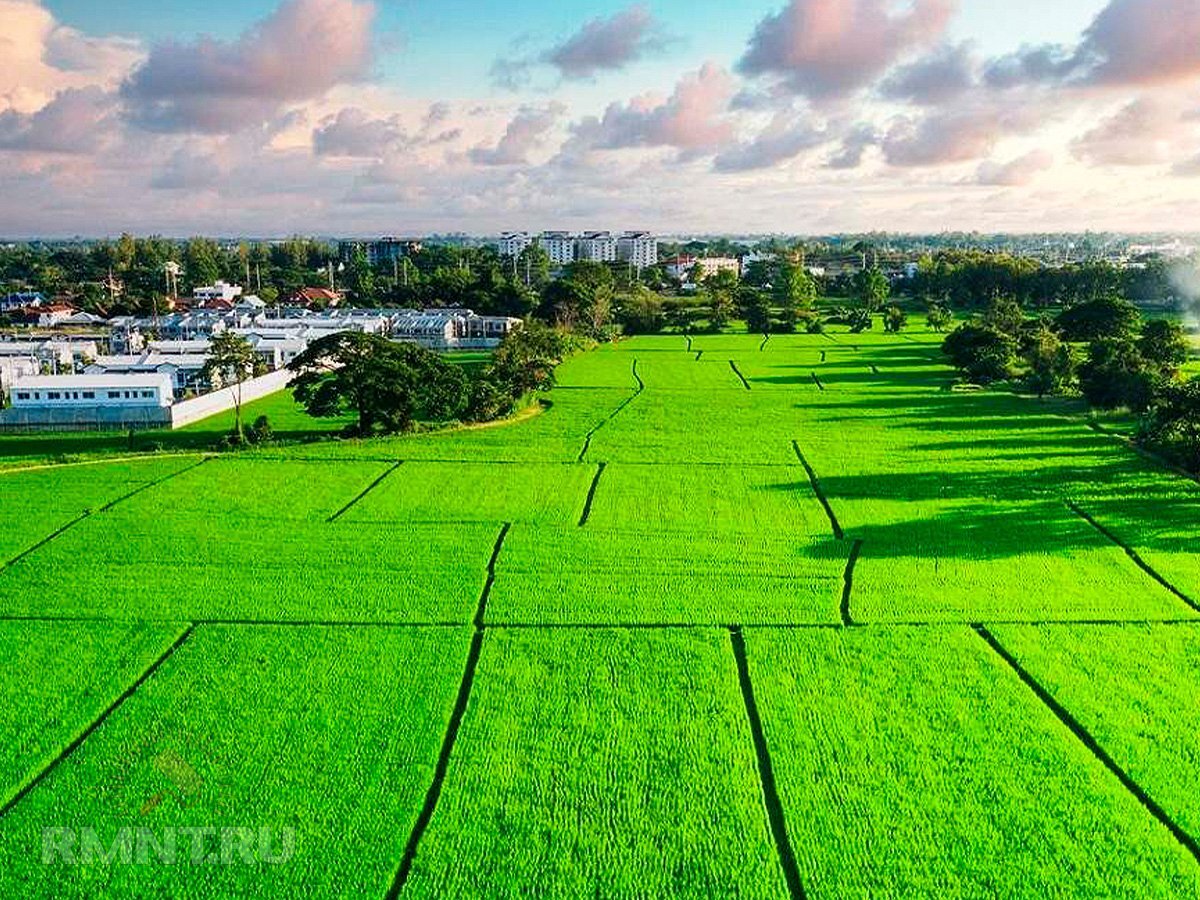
(0, 0, 1197, 237)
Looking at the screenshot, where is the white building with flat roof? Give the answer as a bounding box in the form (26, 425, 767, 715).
(576, 231, 618, 263)
(8, 373, 174, 409)
(538, 232, 577, 266)
(498, 232, 534, 258)
(618, 232, 658, 269)
(193, 281, 243, 305)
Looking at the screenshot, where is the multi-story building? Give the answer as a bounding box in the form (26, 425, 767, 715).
(338, 238, 423, 267)
(498, 232, 534, 258)
(618, 232, 658, 269)
(576, 231, 618, 263)
(538, 232, 577, 267)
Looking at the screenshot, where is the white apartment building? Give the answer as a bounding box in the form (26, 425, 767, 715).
(695, 257, 741, 280)
(498, 232, 534, 258)
(8, 373, 174, 409)
(538, 232, 577, 266)
(576, 231, 618, 263)
(618, 232, 658, 269)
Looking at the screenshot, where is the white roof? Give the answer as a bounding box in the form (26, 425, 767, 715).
(13, 373, 172, 389)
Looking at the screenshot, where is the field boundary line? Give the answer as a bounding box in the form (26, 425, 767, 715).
(810, 374, 825, 392)
(327, 460, 406, 522)
(387, 523, 510, 897)
(96, 455, 213, 513)
(695, 350, 704, 361)
(729, 626, 807, 900)
(1065, 499, 1200, 614)
(578, 359, 644, 462)
(730, 360, 751, 390)
(974, 625, 1200, 867)
(760, 335, 770, 351)
(791, 441, 844, 540)
(0, 451, 207, 477)
(0, 624, 195, 820)
(685, 335, 694, 352)
(578, 463, 607, 527)
(1086, 422, 1200, 487)
(820, 350, 827, 363)
(1, 512, 92, 572)
(869, 365, 880, 375)
(841, 540, 863, 628)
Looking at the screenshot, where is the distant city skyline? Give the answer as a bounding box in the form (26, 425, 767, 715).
(1, 0, 1198, 236)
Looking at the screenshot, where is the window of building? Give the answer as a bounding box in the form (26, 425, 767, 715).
(82, 391, 95, 399)
(47, 391, 60, 400)
(15, 392, 29, 400)
(108, 391, 121, 399)
(141, 391, 154, 398)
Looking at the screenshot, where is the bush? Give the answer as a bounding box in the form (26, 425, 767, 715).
(248, 415, 274, 445)
(1079, 338, 1159, 412)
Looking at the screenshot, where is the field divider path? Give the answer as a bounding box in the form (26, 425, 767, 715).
(387, 522, 511, 898)
(730, 360, 751, 391)
(759, 335, 770, 351)
(810, 374, 825, 392)
(96, 455, 214, 513)
(578, 463, 607, 527)
(869, 365, 880, 375)
(578, 359, 644, 462)
(327, 461, 406, 522)
(820, 351, 827, 363)
(1086, 422, 1200, 487)
(974, 624, 1200, 867)
(0, 624, 196, 820)
(840, 540, 863, 628)
(695, 350, 704, 361)
(1, 456, 213, 573)
(728, 626, 807, 900)
(791, 442, 844, 540)
(1064, 499, 1200, 614)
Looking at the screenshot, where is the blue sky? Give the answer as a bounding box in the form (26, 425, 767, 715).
(44, 0, 1105, 100)
(4, 0, 1199, 236)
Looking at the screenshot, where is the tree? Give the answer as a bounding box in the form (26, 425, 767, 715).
(853, 267, 890, 311)
(773, 263, 817, 332)
(202, 333, 266, 444)
(1022, 323, 1076, 398)
(617, 286, 665, 335)
(1139, 319, 1190, 377)
(981, 294, 1025, 337)
(743, 290, 772, 335)
(1056, 296, 1140, 343)
(883, 305, 908, 333)
(926, 304, 953, 333)
(345, 249, 377, 305)
(1078, 338, 1158, 412)
(288, 333, 468, 434)
(704, 269, 738, 332)
(942, 325, 1017, 384)
(1139, 378, 1200, 473)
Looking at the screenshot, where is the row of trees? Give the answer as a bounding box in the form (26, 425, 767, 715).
(940, 294, 1199, 471)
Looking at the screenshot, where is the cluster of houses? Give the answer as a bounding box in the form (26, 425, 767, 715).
(0, 281, 521, 432)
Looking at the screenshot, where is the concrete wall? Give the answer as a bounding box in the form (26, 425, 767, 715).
(168, 369, 294, 428)
(0, 369, 294, 432)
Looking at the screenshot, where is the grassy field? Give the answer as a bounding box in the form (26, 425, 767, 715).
(3, 325, 1200, 896)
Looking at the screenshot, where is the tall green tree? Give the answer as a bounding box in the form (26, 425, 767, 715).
(854, 268, 890, 312)
(1022, 323, 1076, 398)
(202, 333, 266, 444)
(289, 333, 468, 434)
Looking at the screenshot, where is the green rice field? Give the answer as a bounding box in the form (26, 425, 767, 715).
(2, 326, 1200, 896)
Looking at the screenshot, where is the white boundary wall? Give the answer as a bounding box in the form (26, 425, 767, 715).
(168, 369, 294, 429)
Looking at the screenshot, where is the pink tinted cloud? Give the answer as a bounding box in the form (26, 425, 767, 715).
(570, 62, 736, 155)
(121, 0, 376, 133)
(470, 104, 564, 166)
(738, 0, 956, 99)
(1072, 98, 1196, 166)
(976, 150, 1054, 186)
(0, 86, 116, 153)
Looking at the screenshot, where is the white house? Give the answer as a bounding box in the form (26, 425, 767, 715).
(538, 232, 577, 266)
(576, 231, 618, 263)
(8, 373, 174, 410)
(618, 232, 658, 270)
(392, 309, 522, 350)
(193, 281, 243, 306)
(86, 353, 209, 394)
(498, 232, 534, 258)
(0, 356, 38, 392)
